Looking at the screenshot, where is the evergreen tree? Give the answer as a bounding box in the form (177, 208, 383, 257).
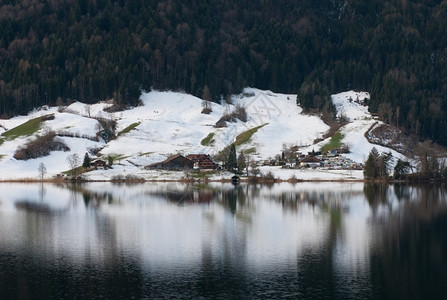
(237, 151, 247, 174)
(394, 159, 411, 179)
(364, 147, 380, 179)
(227, 144, 237, 171)
(83, 153, 91, 168)
(364, 147, 392, 180)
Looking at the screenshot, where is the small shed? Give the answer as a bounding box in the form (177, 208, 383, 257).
(145, 155, 193, 171)
(232, 175, 240, 185)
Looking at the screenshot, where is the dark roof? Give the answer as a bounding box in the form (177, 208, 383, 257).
(146, 154, 192, 169)
(162, 154, 185, 164)
(300, 155, 321, 163)
(91, 159, 107, 165)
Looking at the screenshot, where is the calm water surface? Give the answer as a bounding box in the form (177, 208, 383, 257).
(0, 182, 446, 299)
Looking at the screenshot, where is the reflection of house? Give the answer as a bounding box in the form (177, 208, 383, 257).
(145, 155, 193, 171)
(155, 190, 215, 204)
(186, 154, 219, 170)
(300, 155, 321, 167)
(91, 159, 107, 169)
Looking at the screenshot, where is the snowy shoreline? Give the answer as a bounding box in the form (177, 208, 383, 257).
(0, 167, 366, 183)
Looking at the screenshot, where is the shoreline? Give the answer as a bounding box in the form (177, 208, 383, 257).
(0, 177, 424, 184)
(0, 176, 367, 184)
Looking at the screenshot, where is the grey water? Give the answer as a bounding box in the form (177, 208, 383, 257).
(0, 182, 446, 299)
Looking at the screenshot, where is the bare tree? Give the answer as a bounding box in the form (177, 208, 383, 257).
(395, 106, 400, 127)
(38, 162, 47, 180)
(201, 85, 212, 114)
(414, 141, 441, 179)
(66, 153, 80, 177)
(378, 102, 393, 124)
(85, 105, 92, 118)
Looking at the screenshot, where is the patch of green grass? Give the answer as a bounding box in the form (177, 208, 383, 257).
(201, 132, 215, 146)
(138, 151, 153, 157)
(117, 122, 141, 137)
(233, 124, 268, 146)
(215, 124, 267, 161)
(1, 116, 45, 140)
(63, 166, 87, 176)
(107, 153, 124, 161)
(320, 131, 344, 153)
(0, 154, 5, 161)
(191, 171, 219, 179)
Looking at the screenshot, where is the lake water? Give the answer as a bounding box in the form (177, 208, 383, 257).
(0, 182, 446, 299)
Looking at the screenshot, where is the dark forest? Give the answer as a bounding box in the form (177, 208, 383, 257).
(1, 0, 446, 145)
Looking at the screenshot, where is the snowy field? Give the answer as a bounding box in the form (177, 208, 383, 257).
(0, 89, 404, 181)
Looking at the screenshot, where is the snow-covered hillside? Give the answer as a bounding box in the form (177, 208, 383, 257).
(0, 89, 404, 181)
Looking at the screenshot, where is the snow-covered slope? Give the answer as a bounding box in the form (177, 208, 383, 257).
(231, 88, 329, 158)
(0, 89, 405, 180)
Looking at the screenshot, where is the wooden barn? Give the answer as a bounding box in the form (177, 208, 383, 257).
(145, 155, 194, 171)
(186, 154, 220, 170)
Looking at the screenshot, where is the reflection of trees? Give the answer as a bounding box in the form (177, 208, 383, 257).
(8, 182, 447, 298)
(364, 183, 389, 214)
(294, 190, 348, 299)
(199, 185, 249, 298)
(2, 183, 147, 299)
(39, 183, 46, 201)
(369, 184, 447, 299)
(218, 184, 357, 298)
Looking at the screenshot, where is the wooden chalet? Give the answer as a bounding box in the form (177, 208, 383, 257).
(145, 154, 193, 171)
(91, 159, 107, 169)
(185, 154, 220, 170)
(300, 155, 321, 167)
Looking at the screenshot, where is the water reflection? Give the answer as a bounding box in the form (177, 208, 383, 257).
(0, 182, 446, 299)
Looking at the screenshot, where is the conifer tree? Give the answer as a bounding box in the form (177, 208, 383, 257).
(237, 151, 247, 174)
(227, 144, 237, 171)
(364, 147, 392, 180)
(394, 159, 411, 179)
(83, 153, 91, 168)
(364, 147, 380, 179)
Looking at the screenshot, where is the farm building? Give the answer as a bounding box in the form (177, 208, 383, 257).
(300, 155, 321, 167)
(91, 159, 107, 169)
(145, 155, 194, 171)
(186, 154, 220, 170)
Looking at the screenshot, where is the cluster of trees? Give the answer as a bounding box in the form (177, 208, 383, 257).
(364, 147, 393, 180)
(226, 144, 255, 176)
(14, 130, 69, 160)
(1, 1, 447, 145)
(66, 152, 113, 178)
(365, 145, 447, 181)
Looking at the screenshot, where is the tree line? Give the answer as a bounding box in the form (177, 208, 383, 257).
(1, 0, 446, 145)
(364, 146, 447, 182)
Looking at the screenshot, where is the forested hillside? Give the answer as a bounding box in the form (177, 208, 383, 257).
(1, 0, 446, 145)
